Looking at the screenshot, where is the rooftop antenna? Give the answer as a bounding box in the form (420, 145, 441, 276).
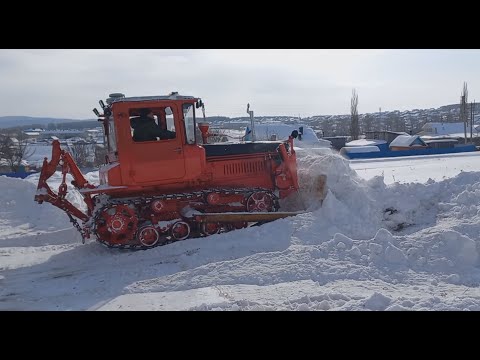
(247, 103, 255, 142)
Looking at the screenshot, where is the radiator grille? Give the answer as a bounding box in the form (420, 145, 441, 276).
(224, 161, 265, 175)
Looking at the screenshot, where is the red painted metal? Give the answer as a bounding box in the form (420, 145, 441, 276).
(34, 140, 95, 222)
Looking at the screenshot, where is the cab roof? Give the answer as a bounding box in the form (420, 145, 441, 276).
(107, 92, 196, 105)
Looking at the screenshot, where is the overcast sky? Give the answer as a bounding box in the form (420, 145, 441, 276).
(1, 49, 479, 119)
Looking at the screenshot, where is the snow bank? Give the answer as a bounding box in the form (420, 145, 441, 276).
(0, 176, 73, 239)
(3, 148, 480, 310)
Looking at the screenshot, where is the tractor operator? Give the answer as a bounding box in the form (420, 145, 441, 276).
(131, 108, 176, 142)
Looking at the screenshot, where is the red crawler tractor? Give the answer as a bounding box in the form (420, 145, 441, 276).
(34, 92, 326, 249)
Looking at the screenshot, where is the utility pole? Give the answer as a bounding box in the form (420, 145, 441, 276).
(461, 82, 468, 144)
(246, 103, 255, 142)
(379, 107, 381, 131)
(462, 95, 466, 143)
(471, 100, 475, 141)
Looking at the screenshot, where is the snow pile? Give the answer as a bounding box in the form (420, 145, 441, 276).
(0, 176, 71, 239)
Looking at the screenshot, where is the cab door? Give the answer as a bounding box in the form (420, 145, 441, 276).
(130, 138, 185, 184)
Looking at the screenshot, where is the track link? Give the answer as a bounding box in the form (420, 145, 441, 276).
(88, 188, 279, 250)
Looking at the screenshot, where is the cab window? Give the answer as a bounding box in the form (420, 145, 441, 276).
(129, 107, 176, 142)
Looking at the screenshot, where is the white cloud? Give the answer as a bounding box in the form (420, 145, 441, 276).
(0, 49, 479, 118)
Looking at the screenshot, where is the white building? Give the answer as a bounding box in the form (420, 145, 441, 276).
(245, 123, 331, 148)
(419, 122, 480, 138)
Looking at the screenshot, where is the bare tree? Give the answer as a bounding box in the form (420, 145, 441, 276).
(194, 127, 230, 143)
(460, 82, 468, 144)
(392, 112, 406, 132)
(337, 118, 350, 136)
(350, 89, 359, 140)
(363, 114, 373, 133)
(0, 133, 35, 172)
(94, 144, 108, 167)
(68, 143, 91, 168)
(471, 100, 475, 141)
(210, 128, 230, 142)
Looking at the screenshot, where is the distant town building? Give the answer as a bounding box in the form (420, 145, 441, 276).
(21, 127, 104, 145)
(418, 122, 480, 137)
(364, 131, 408, 144)
(422, 138, 459, 149)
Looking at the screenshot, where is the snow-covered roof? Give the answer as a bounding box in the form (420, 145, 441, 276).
(42, 129, 83, 134)
(0, 158, 28, 166)
(345, 139, 387, 147)
(423, 138, 459, 144)
(341, 145, 380, 153)
(389, 135, 425, 147)
(421, 135, 460, 140)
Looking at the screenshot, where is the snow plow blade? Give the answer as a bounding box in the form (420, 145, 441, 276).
(192, 211, 304, 223)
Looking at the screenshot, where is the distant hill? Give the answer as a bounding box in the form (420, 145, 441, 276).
(1, 102, 478, 137)
(0, 116, 94, 129)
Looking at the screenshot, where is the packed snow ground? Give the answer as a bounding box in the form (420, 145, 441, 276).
(2, 150, 480, 310)
(350, 151, 480, 185)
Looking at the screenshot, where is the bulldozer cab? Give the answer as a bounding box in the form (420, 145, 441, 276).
(101, 93, 200, 185)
